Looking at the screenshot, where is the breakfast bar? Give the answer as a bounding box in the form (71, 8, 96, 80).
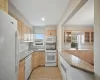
(58, 51, 95, 80)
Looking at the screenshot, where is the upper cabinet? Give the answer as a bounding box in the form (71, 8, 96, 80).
(45, 30, 56, 36)
(84, 31, 94, 43)
(84, 32, 90, 43)
(19, 22, 32, 42)
(0, 0, 8, 13)
(64, 31, 71, 43)
(64, 30, 94, 44)
(91, 32, 94, 43)
(17, 20, 22, 40)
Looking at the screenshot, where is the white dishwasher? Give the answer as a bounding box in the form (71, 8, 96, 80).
(25, 54, 32, 80)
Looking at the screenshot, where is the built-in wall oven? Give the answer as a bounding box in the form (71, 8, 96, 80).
(45, 43, 56, 51)
(45, 37, 57, 66)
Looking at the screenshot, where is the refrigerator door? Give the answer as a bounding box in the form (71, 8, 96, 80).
(0, 10, 18, 80)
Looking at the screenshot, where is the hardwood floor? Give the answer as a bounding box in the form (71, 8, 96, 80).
(29, 67, 62, 80)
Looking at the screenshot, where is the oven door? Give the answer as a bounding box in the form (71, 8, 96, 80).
(45, 43, 56, 50)
(45, 53, 56, 62)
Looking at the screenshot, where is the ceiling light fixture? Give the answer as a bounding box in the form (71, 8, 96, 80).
(41, 17, 45, 21)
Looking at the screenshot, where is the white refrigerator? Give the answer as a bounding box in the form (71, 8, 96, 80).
(0, 10, 19, 80)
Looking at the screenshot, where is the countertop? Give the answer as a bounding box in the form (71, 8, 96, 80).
(20, 50, 34, 60)
(20, 49, 45, 60)
(59, 52, 94, 74)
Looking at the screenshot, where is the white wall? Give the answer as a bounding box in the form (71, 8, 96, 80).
(33, 27, 45, 34)
(57, 26, 64, 52)
(64, 25, 93, 31)
(94, 0, 100, 80)
(58, 0, 87, 26)
(57, 0, 88, 52)
(45, 25, 57, 30)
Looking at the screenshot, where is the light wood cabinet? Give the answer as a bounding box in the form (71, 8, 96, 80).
(39, 52, 45, 66)
(85, 32, 90, 43)
(64, 31, 71, 43)
(90, 32, 94, 43)
(32, 52, 45, 70)
(46, 30, 56, 36)
(18, 59, 25, 80)
(17, 20, 22, 40)
(21, 23, 25, 40)
(64, 30, 94, 43)
(0, 0, 8, 13)
(84, 31, 94, 43)
(32, 52, 40, 69)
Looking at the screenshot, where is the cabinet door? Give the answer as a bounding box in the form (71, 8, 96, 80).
(32, 52, 40, 69)
(39, 52, 45, 66)
(91, 32, 94, 43)
(18, 60, 25, 80)
(46, 30, 56, 36)
(66, 32, 71, 43)
(0, 0, 8, 13)
(17, 20, 22, 40)
(52, 30, 56, 36)
(21, 23, 26, 40)
(85, 32, 90, 43)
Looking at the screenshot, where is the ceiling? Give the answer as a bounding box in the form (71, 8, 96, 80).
(66, 0, 94, 26)
(9, 0, 69, 26)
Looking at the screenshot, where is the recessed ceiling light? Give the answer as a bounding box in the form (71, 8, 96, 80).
(41, 17, 45, 21)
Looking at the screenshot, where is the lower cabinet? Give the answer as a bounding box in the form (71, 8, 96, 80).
(39, 52, 45, 66)
(32, 51, 45, 69)
(18, 51, 45, 80)
(18, 59, 25, 80)
(32, 52, 40, 69)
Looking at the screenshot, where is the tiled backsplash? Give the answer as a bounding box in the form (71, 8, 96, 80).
(19, 42, 45, 52)
(33, 45, 45, 50)
(19, 42, 29, 52)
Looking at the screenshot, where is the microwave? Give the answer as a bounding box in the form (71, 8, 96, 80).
(34, 39, 44, 46)
(46, 37, 56, 43)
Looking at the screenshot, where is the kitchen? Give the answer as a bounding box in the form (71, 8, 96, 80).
(0, 0, 99, 80)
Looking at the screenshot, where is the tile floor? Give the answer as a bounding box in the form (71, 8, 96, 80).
(29, 67, 62, 80)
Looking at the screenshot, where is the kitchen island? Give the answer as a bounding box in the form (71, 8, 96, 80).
(58, 51, 95, 80)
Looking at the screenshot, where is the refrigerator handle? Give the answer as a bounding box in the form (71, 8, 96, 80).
(15, 31, 19, 73)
